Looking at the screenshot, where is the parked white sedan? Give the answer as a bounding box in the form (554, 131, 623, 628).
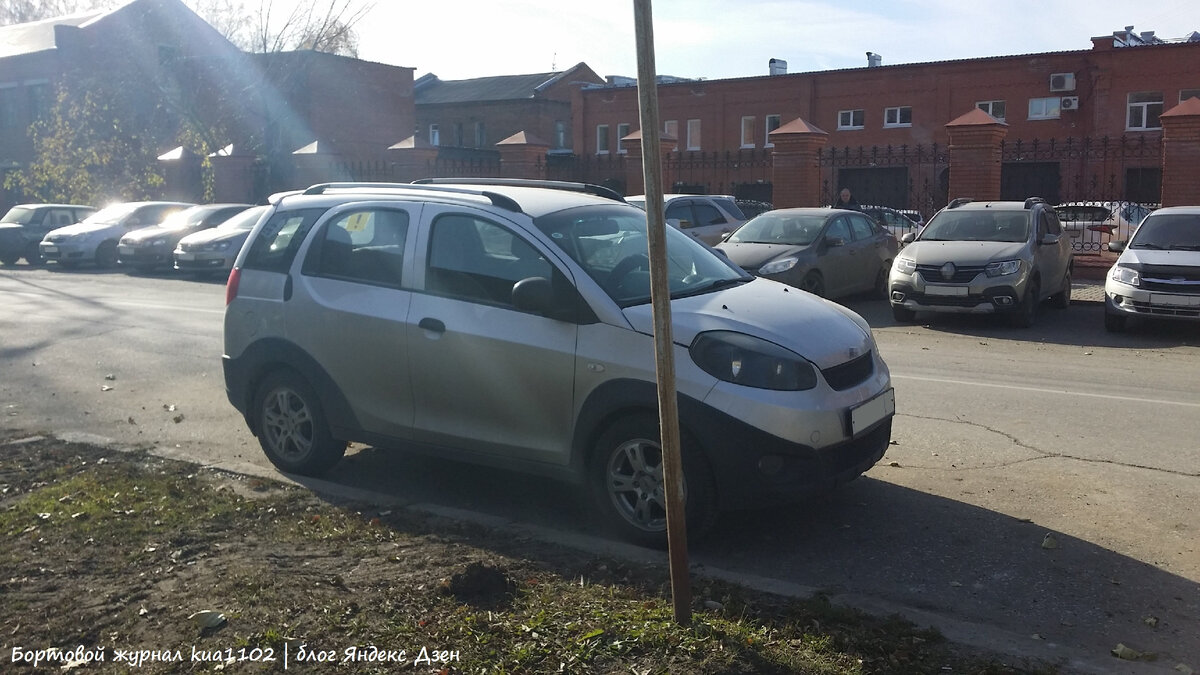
(1104, 206, 1200, 331)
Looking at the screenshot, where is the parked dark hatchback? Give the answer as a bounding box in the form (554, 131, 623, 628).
(0, 204, 96, 265)
(118, 204, 252, 271)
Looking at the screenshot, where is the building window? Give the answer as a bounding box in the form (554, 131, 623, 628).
(1127, 92, 1163, 130)
(740, 116, 756, 148)
(1028, 97, 1061, 120)
(1182, 89, 1200, 103)
(838, 109, 864, 130)
(0, 84, 17, 129)
(429, 124, 440, 146)
(616, 122, 630, 153)
(596, 124, 610, 154)
(764, 114, 781, 147)
(883, 106, 912, 128)
(977, 100, 1006, 121)
(554, 120, 566, 149)
(474, 121, 486, 148)
(25, 81, 51, 122)
(686, 119, 701, 151)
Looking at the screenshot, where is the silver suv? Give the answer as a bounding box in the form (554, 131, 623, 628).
(223, 180, 894, 546)
(888, 198, 1073, 327)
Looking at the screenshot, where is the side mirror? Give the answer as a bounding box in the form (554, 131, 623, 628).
(1108, 240, 1126, 253)
(901, 232, 916, 244)
(1040, 233, 1061, 246)
(824, 236, 846, 248)
(511, 276, 554, 313)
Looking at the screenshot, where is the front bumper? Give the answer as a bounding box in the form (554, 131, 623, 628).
(40, 241, 94, 262)
(118, 246, 172, 267)
(888, 270, 1026, 314)
(1105, 281, 1200, 321)
(174, 250, 233, 271)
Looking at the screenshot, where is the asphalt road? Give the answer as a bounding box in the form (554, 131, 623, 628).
(2, 264, 1198, 673)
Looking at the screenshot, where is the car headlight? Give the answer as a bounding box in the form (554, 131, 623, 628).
(1111, 265, 1140, 287)
(758, 257, 799, 275)
(985, 259, 1022, 277)
(690, 331, 817, 391)
(212, 241, 232, 251)
(893, 257, 916, 274)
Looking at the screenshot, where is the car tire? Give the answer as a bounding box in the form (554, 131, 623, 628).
(253, 369, 346, 477)
(1010, 280, 1039, 328)
(23, 242, 44, 266)
(589, 413, 717, 548)
(1050, 266, 1071, 309)
(874, 267, 890, 300)
(94, 241, 118, 269)
(0, 251, 18, 266)
(891, 304, 916, 322)
(1104, 309, 1127, 332)
(800, 271, 825, 297)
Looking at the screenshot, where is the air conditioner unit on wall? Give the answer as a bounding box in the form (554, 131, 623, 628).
(1050, 73, 1076, 92)
(1061, 96, 1080, 110)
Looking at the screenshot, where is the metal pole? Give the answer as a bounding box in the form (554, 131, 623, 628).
(632, 0, 691, 625)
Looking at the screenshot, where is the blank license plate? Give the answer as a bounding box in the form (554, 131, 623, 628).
(850, 388, 895, 436)
(925, 285, 968, 296)
(42, 246, 58, 253)
(176, 252, 195, 261)
(1151, 294, 1200, 307)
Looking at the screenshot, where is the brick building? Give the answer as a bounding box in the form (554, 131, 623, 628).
(576, 27, 1200, 211)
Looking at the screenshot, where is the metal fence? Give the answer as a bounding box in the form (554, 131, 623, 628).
(819, 144, 949, 220)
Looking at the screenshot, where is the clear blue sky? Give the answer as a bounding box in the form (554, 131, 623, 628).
(351, 0, 1199, 80)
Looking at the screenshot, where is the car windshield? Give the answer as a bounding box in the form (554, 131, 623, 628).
(533, 204, 750, 307)
(1, 206, 36, 225)
(81, 203, 141, 225)
(216, 206, 267, 232)
(920, 211, 1030, 243)
(158, 208, 219, 230)
(1128, 213, 1200, 250)
(725, 212, 826, 245)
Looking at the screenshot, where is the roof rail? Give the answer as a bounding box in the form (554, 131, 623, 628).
(413, 177, 626, 203)
(1023, 197, 1046, 209)
(298, 182, 521, 213)
(947, 197, 973, 209)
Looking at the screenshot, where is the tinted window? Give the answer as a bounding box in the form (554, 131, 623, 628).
(711, 197, 747, 220)
(309, 208, 409, 288)
(921, 211, 1029, 243)
(826, 216, 852, 242)
(848, 214, 875, 240)
(727, 212, 826, 245)
(426, 214, 553, 307)
(692, 202, 727, 226)
(132, 205, 186, 228)
(242, 208, 325, 273)
(664, 201, 692, 224)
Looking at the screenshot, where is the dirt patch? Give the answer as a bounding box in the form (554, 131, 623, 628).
(0, 433, 1046, 673)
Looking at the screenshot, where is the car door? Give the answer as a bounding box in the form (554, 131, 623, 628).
(407, 207, 579, 466)
(288, 205, 417, 440)
(817, 214, 856, 295)
(1034, 209, 1070, 298)
(688, 200, 737, 245)
(846, 212, 886, 293)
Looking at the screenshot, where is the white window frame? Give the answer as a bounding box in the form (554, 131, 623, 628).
(764, 114, 781, 148)
(1127, 92, 1163, 131)
(883, 106, 912, 128)
(686, 119, 701, 151)
(1028, 97, 1061, 120)
(429, 123, 440, 146)
(553, 120, 566, 149)
(976, 100, 1006, 121)
(740, 116, 756, 148)
(616, 122, 631, 154)
(596, 124, 610, 155)
(838, 109, 864, 130)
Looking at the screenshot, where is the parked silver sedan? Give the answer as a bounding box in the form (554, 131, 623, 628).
(716, 207, 898, 299)
(174, 205, 269, 276)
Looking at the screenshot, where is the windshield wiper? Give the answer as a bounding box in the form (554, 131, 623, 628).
(1168, 244, 1200, 251)
(1132, 242, 1164, 249)
(674, 277, 750, 299)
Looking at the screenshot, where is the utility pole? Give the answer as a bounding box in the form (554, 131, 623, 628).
(631, 0, 691, 626)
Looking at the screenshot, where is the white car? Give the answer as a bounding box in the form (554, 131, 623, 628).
(1054, 202, 1154, 253)
(1103, 206, 1200, 331)
(625, 194, 747, 245)
(40, 201, 192, 268)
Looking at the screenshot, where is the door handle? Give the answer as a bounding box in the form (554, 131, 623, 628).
(418, 317, 445, 333)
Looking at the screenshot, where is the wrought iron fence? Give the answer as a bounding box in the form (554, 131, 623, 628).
(819, 144, 948, 220)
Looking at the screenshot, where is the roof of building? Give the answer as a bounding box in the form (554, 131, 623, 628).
(0, 9, 107, 59)
(414, 62, 599, 104)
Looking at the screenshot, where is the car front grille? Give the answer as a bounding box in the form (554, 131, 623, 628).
(917, 265, 985, 284)
(1139, 267, 1200, 295)
(913, 295, 989, 307)
(821, 351, 874, 391)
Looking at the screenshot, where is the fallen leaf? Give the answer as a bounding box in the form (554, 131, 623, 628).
(1112, 643, 1142, 660)
(189, 610, 227, 629)
(100, 385, 113, 392)
(1144, 616, 1159, 628)
(173, 414, 185, 424)
(1041, 533, 1058, 550)
(1174, 663, 1194, 675)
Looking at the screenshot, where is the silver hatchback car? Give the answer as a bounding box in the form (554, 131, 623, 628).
(223, 180, 894, 546)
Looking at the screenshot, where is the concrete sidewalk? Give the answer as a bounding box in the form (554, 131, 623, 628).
(1071, 252, 1114, 304)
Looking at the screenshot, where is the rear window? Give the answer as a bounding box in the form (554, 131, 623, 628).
(242, 208, 326, 273)
(1055, 206, 1111, 222)
(711, 197, 747, 220)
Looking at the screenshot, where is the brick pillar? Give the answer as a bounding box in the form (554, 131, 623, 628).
(496, 131, 550, 179)
(769, 118, 828, 208)
(1159, 97, 1200, 207)
(387, 136, 438, 182)
(622, 129, 677, 196)
(945, 109, 1008, 202)
(211, 153, 257, 204)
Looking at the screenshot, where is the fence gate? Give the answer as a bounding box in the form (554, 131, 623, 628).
(820, 144, 948, 220)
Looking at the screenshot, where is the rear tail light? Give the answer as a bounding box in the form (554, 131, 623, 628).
(225, 267, 241, 305)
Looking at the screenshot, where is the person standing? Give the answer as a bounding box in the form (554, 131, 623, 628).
(831, 187, 862, 211)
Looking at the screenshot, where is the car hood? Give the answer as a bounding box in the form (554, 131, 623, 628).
(122, 226, 189, 243)
(902, 240, 1026, 266)
(0, 223, 25, 232)
(1117, 248, 1200, 268)
(621, 278, 873, 369)
(715, 242, 812, 269)
(178, 228, 245, 246)
(46, 222, 121, 238)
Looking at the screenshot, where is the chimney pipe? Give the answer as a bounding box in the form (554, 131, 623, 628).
(866, 52, 882, 67)
(769, 58, 787, 76)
